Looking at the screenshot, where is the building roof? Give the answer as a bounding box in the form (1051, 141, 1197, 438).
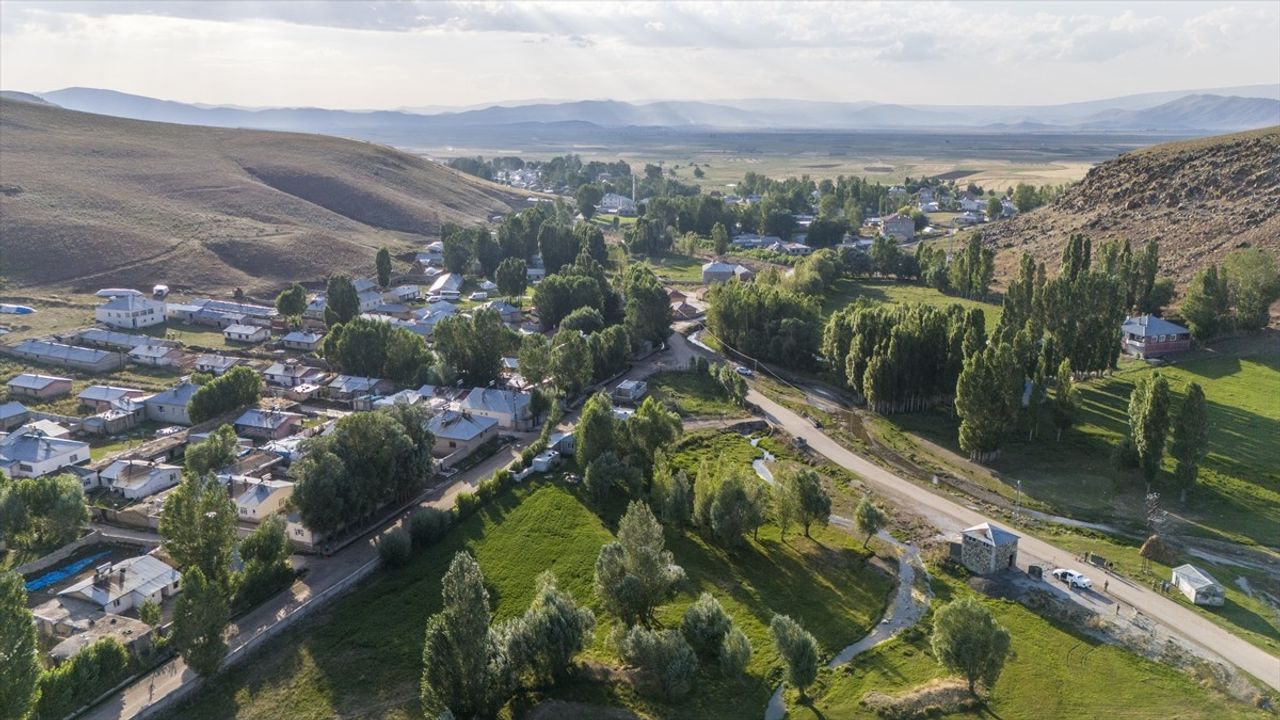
(77, 328, 155, 349)
(328, 375, 386, 393)
(428, 273, 464, 294)
(1121, 314, 1189, 338)
(6, 373, 72, 390)
(128, 344, 178, 359)
(79, 385, 144, 403)
(224, 323, 265, 336)
(230, 477, 294, 509)
(1171, 564, 1221, 590)
(702, 261, 735, 273)
(617, 379, 647, 392)
(961, 522, 1019, 546)
(147, 382, 198, 407)
(281, 330, 323, 345)
(196, 354, 242, 370)
(460, 388, 531, 417)
(234, 408, 303, 430)
(102, 459, 180, 491)
(0, 401, 28, 420)
(185, 297, 277, 319)
(0, 428, 88, 463)
(98, 294, 162, 312)
(427, 410, 498, 441)
(13, 340, 112, 366)
(60, 554, 180, 607)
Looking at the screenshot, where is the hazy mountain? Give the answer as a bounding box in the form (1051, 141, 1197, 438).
(1079, 94, 1280, 131)
(0, 90, 55, 106)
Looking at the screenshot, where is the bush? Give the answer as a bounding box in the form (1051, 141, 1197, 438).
(377, 527, 413, 567)
(681, 592, 733, 656)
(35, 638, 133, 720)
(1112, 437, 1140, 470)
(719, 626, 752, 678)
(454, 492, 482, 519)
(408, 507, 453, 547)
(619, 626, 698, 701)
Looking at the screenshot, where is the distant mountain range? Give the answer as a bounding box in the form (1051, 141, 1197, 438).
(8, 85, 1278, 147)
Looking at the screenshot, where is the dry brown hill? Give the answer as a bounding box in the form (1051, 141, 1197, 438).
(0, 98, 532, 295)
(984, 126, 1280, 285)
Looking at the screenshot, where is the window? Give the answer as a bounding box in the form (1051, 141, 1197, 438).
(113, 599, 120, 607)
(295, 529, 304, 537)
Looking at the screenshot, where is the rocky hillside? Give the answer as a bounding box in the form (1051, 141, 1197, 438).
(984, 126, 1280, 285)
(0, 97, 532, 295)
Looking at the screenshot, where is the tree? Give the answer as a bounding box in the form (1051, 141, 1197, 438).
(589, 325, 631, 381)
(538, 221, 579, 274)
(475, 228, 503, 277)
(434, 309, 512, 386)
(375, 247, 393, 288)
(324, 274, 360, 325)
(0, 473, 88, 548)
(275, 282, 307, 319)
(188, 365, 262, 424)
(160, 473, 237, 585)
(625, 397, 682, 470)
(622, 265, 672, 349)
(421, 552, 510, 719)
(236, 515, 292, 607)
(1168, 382, 1209, 503)
(1180, 264, 1231, 343)
(650, 452, 693, 528)
(955, 341, 1021, 462)
(770, 614, 819, 700)
(585, 452, 641, 502)
(618, 626, 698, 701)
(593, 500, 684, 625)
(782, 466, 830, 538)
(1050, 358, 1078, 442)
(1224, 247, 1280, 332)
(930, 597, 1011, 695)
(986, 195, 1003, 220)
(854, 495, 887, 548)
(290, 448, 349, 536)
(495, 257, 528, 299)
(681, 592, 732, 656)
(0, 571, 39, 720)
(1128, 372, 1171, 487)
(576, 223, 608, 264)
(550, 328, 594, 396)
(185, 424, 239, 476)
(532, 273, 602, 327)
(576, 184, 604, 220)
(517, 332, 551, 386)
(502, 571, 596, 687)
(711, 222, 729, 256)
(139, 598, 162, 627)
(720, 626, 752, 678)
(172, 567, 230, 676)
(442, 231, 473, 274)
(576, 392, 618, 467)
(560, 306, 605, 334)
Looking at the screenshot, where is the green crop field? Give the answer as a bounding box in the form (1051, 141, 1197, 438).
(798, 571, 1267, 720)
(174, 476, 894, 720)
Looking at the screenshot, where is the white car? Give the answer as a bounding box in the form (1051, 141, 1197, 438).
(1051, 568, 1093, 589)
(469, 291, 488, 301)
(734, 365, 754, 377)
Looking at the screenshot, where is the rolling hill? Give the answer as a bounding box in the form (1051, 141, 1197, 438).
(983, 126, 1280, 285)
(0, 98, 531, 296)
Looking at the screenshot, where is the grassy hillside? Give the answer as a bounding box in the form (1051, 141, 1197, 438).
(984, 126, 1280, 287)
(0, 98, 531, 295)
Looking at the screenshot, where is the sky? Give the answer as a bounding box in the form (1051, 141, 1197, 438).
(2, 1, 1278, 109)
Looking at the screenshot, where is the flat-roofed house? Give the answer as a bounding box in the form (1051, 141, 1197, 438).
(144, 382, 198, 425)
(233, 408, 304, 441)
(59, 554, 181, 614)
(458, 388, 534, 430)
(326, 375, 394, 405)
(6, 373, 73, 400)
(95, 294, 165, 329)
(100, 459, 182, 499)
(78, 385, 147, 413)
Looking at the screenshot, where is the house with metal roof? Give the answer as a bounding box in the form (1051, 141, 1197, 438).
(226, 476, 295, 522)
(128, 344, 184, 367)
(78, 385, 147, 413)
(957, 522, 1019, 574)
(195, 354, 246, 376)
(224, 324, 270, 344)
(59, 554, 181, 614)
(428, 272, 464, 296)
(10, 340, 123, 372)
(264, 361, 327, 388)
(75, 327, 157, 351)
(144, 382, 198, 425)
(280, 331, 324, 352)
(0, 400, 30, 431)
(234, 408, 304, 441)
(6, 373, 74, 400)
(326, 375, 394, 405)
(99, 459, 182, 499)
(0, 426, 90, 478)
(458, 388, 534, 430)
(1121, 315, 1192, 358)
(427, 410, 499, 467)
(1171, 564, 1225, 606)
(95, 294, 165, 329)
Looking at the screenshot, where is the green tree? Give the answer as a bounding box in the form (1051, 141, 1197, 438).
(576, 184, 603, 220)
(235, 515, 292, 608)
(1129, 372, 1171, 487)
(770, 614, 820, 701)
(184, 424, 239, 476)
(475, 228, 503, 277)
(986, 195, 1003, 220)
(681, 592, 732, 656)
(1224, 247, 1280, 332)
(1168, 382, 1209, 503)
(550, 328, 594, 396)
(931, 597, 1011, 696)
(782, 465, 830, 538)
(853, 495, 887, 548)
(585, 452, 642, 502)
(708, 469, 761, 548)
(711, 221, 729, 256)
(517, 332, 551, 386)
(622, 265, 673, 349)
(955, 342, 1021, 462)
(0, 473, 88, 548)
(1050, 358, 1078, 442)
(188, 365, 262, 424)
(502, 571, 595, 687)
(625, 396, 682, 470)
(421, 552, 510, 719)
(160, 473, 237, 585)
(433, 309, 512, 386)
(532, 273, 602, 327)
(495, 257, 528, 299)
(172, 566, 230, 676)
(650, 452, 693, 528)
(576, 223, 608, 264)
(324, 274, 359, 325)
(0, 571, 40, 720)
(289, 448, 349, 536)
(618, 626, 698, 701)
(1179, 264, 1231, 343)
(560, 306, 605, 334)
(375, 246, 393, 288)
(138, 598, 162, 627)
(720, 626, 752, 678)
(576, 393, 618, 468)
(442, 231, 473, 274)
(275, 282, 307, 319)
(593, 500, 684, 625)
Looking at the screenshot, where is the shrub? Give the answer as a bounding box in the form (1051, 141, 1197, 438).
(618, 626, 698, 701)
(35, 638, 133, 720)
(408, 507, 453, 547)
(719, 626, 752, 678)
(1111, 437, 1140, 470)
(681, 592, 733, 656)
(454, 492, 482, 519)
(377, 527, 413, 567)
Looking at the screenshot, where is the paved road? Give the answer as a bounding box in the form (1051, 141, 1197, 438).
(739, 369, 1280, 690)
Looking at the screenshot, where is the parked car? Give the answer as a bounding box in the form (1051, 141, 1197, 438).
(734, 365, 754, 377)
(1052, 568, 1093, 589)
(469, 292, 488, 301)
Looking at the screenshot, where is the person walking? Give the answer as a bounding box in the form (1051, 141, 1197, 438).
(1104, 579, 1109, 593)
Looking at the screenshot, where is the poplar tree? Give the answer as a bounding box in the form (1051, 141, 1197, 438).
(1050, 358, 1078, 442)
(955, 342, 1020, 462)
(0, 571, 39, 720)
(421, 552, 510, 719)
(1168, 382, 1209, 503)
(1128, 372, 1171, 488)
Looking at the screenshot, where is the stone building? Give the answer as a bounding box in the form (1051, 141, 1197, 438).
(958, 522, 1019, 574)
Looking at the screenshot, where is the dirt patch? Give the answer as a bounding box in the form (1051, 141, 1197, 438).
(862, 678, 980, 719)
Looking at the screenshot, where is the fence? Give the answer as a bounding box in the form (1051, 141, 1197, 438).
(15, 530, 105, 575)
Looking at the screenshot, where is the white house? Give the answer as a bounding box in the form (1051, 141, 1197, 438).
(702, 261, 737, 284)
(224, 324, 270, 344)
(458, 388, 534, 431)
(59, 554, 181, 614)
(99, 459, 182, 499)
(194, 354, 245, 376)
(280, 331, 324, 352)
(1171, 564, 1226, 606)
(428, 273, 464, 297)
(95, 294, 165, 330)
(427, 410, 499, 465)
(0, 426, 90, 478)
(227, 476, 295, 522)
(128, 344, 183, 367)
(144, 382, 198, 425)
(598, 192, 637, 215)
(263, 362, 327, 388)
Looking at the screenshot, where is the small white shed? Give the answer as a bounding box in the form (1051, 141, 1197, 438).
(1171, 564, 1225, 606)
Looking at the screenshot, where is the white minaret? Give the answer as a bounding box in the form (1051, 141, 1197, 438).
(632, 173, 636, 201)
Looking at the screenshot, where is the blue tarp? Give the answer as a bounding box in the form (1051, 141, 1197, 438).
(25, 551, 111, 593)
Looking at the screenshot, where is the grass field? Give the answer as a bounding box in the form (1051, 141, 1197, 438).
(174, 473, 895, 720)
(820, 278, 1004, 328)
(647, 371, 748, 419)
(0, 357, 182, 418)
(633, 252, 705, 285)
(798, 571, 1268, 720)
